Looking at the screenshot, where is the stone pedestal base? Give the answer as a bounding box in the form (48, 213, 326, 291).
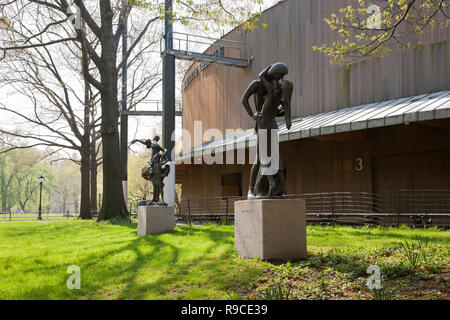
(137, 205, 175, 236)
(234, 199, 306, 260)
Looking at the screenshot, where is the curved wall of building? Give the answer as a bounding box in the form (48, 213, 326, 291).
(182, 0, 450, 146)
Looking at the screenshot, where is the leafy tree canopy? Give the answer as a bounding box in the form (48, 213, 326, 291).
(313, 0, 450, 64)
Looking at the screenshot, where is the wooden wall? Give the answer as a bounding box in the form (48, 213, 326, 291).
(180, 121, 450, 199)
(182, 0, 450, 147)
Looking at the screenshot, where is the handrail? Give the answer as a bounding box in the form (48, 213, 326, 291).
(177, 190, 450, 228)
(168, 31, 249, 46)
(161, 31, 251, 68)
(128, 100, 183, 113)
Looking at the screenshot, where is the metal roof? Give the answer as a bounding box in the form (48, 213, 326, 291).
(178, 90, 450, 161)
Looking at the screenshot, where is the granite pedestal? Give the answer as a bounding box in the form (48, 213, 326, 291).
(137, 205, 175, 236)
(234, 199, 306, 260)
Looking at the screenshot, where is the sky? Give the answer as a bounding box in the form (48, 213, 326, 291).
(0, 0, 279, 157)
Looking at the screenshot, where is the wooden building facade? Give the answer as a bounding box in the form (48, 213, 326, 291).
(177, 0, 450, 215)
(179, 121, 450, 199)
(182, 0, 450, 143)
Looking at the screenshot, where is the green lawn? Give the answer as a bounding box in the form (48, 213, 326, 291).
(307, 224, 450, 249)
(0, 221, 448, 300)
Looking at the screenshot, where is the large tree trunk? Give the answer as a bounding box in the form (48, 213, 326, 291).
(97, 88, 128, 220)
(79, 36, 92, 220)
(97, 0, 128, 221)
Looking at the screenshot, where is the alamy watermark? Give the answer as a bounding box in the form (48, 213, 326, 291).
(366, 265, 382, 290)
(66, 265, 81, 290)
(67, 4, 81, 30)
(172, 121, 283, 175)
(367, 5, 382, 30)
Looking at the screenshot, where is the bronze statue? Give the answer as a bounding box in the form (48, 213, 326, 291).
(130, 135, 170, 206)
(241, 63, 293, 199)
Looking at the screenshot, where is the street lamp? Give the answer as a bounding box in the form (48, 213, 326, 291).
(37, 175, 45, 221)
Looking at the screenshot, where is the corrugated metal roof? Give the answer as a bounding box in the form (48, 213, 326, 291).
(178, 90, 450, 161)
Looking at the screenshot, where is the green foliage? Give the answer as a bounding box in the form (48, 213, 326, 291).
(0, 145, 56, 212)
(0, 15, 10, 29)
(253, 226, 449, 300)
(100, 216, 132, 225)
(127, 152, 152, 204)
(256, 278, 293, 300)
(370, 286, 388, 300)
(313, 0, 450, 64)
(399, 235, 449, 272)
(51, 160, 80, 214)
(129, 0, 269, 33)
(400, 238, 422, 268)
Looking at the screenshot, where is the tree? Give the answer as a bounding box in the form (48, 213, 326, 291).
(51, 160, 81, 215)
(1, 0, 267, 221)
(14, 151, 55, 212)
(0, 2, 161, 219)
(0, 139, 55, 212)
(0, 33, 100, 219)
(313, 0, 449, 64)
(127, 151, 152, 204)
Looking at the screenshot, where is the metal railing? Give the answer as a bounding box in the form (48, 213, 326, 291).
(176, 190, 450, 228)
(123, 100, 183, 116)
(0, 211, 80, 221)
(162, 31, 251, 67)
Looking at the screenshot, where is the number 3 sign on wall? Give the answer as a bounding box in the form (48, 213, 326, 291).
(355, 158, 364, 172)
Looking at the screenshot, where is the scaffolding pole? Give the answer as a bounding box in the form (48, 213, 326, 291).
(162, 0, 176, 160)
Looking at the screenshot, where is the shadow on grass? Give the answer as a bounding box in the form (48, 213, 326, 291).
(5, 223, 447, 299)
(11, 224, 248, 300)
(89, 226, 242, 299)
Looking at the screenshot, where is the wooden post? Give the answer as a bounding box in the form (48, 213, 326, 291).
(225, 197, 229, 225)
(331, 193, 335, 226)
(187, 199, 191, 226)
(397, 190, 401, 227)
(320, 193, 323, 214)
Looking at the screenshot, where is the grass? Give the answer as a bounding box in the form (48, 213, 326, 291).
(307, 224, 449, 250)
(0, 221, 448, 300)
(252, 226, 450, 300)
(0, 221, 268, 299)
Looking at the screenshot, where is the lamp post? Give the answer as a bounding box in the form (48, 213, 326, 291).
(37, 175, 45, 221)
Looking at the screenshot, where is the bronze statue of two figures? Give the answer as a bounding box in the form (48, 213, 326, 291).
(132, 62, 292, 202)
(242, 62, 293, 199)
(130, 136, 170, 206)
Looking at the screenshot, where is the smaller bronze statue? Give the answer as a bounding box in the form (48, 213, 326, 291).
(129, 135, 170, 206)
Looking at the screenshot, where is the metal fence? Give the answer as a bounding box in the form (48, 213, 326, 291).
(166, 31, 251, 64)
(0, 211, 80, 222)
(3, 190, 448, 227)
(176, 190, 450, 228)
